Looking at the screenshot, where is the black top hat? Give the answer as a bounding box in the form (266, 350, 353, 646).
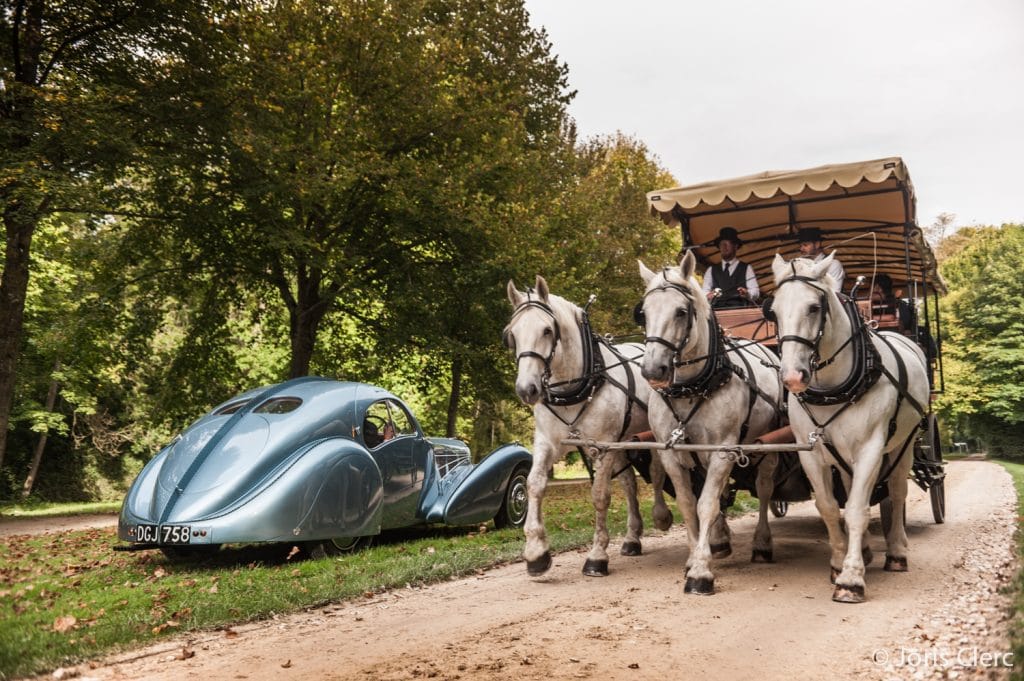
(796, 227, 825, 242)
(714, 226, 743, 246)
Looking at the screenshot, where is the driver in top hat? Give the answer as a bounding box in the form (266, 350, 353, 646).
(796, 226, 846, 293)
(701, 226, 760, 308)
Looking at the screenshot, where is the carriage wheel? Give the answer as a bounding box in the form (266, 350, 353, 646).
(769, 500, 788, 518)
(929, 479, 946, 524)
(922, 413, 946, 525)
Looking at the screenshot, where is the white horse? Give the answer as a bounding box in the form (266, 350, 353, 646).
(638, 252, 786, 595)
(767, 253, 930, 603)
(505, 276, 672, 577)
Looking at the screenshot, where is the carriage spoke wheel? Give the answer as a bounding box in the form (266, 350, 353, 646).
(925, 414, 946, 524)
(769, 500, 789, 518)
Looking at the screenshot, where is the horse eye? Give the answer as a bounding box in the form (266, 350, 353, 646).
(809, 304, 821, 314)
(675, 307, 688, 318)
(542, 327, 553, 336)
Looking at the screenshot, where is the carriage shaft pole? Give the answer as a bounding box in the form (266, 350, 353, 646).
(561, 439, 813, 453)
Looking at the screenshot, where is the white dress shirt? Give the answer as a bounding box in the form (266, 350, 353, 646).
(702, 258, 760, 301)
(813, 253, 846, 293)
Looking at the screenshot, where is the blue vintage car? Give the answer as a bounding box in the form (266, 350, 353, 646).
(117, 377, 531, 559)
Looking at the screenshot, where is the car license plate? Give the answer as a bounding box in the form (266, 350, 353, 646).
(136, 524, 192, 545)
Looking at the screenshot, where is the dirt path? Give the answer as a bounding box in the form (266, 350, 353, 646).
(49, 460, 1019, 681)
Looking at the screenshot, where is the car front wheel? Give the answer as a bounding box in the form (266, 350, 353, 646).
(494, 466, 529, 529)
(307, 535, 373, 559)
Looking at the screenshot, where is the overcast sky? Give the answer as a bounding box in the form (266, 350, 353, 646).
(523, 0, 1024, 228)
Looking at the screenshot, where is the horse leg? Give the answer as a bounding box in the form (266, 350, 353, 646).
(650, 454, 674, 531)
(615, 454, 645, 557)
(883, 446, 913, 573)
(685, 454, 733, 595)
(751, 453, 779, 563)
(798, 450, 848, 586)
(582, 451, 615, 576)
(523, 444, 558, 576)
(660, 453, 699, 573)
(833, 451, 885, 603)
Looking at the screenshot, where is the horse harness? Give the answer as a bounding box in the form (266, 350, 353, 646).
(767, 273, 929, 481)
(505, 294, 647, 445)
(640, 280, 784, 468)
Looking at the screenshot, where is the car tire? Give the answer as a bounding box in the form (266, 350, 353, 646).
(307, 535, 373, 559)
(160, 544, 222, 562)
(494, 465, 529, 529)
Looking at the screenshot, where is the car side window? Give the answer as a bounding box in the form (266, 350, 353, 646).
(385, 400, 414, 437)
(363, 401, 391, 449)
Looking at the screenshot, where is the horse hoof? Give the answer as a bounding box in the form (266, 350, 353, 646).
(751, 549, 774, 564)
(653, 516, 673, 532)
(620, 541, 642, 556)
(862, 546, 874, 567)
(582, 559, 609, 577)
(830, 567, 840, 584)
(684, 576, 715, 595)
(710, 542, 732, 559)
(526, 551, 552, 576)
(884, 555, 909, 572)
(832, 583, 866, 603)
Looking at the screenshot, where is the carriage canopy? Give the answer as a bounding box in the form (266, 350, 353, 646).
(646, 157, 946, 296)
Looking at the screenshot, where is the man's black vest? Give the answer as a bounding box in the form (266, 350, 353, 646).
(708, 261, 750, 308)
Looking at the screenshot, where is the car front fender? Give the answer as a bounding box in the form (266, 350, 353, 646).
(442, 444, 532, 526)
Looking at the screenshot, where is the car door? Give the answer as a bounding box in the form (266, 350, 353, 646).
(362, 399, 427, 529)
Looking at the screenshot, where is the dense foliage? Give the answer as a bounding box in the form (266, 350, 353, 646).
(0, 1, 679, 501)
(935, 224, 1024, 458)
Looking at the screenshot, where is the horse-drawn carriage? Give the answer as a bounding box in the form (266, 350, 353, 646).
(642, 156, 946, 526)
(506, 156, 946, 602)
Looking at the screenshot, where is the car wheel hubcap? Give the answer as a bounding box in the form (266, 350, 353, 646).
(509, 478, 528, 523)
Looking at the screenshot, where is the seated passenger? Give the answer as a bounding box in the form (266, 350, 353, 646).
(363, 419, 383, 448)
(872, 273, 915, 333)
(796, 227, 845, 293)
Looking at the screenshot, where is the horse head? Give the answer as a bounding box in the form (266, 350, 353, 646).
(505, 275, 576, 405)
(769, 252, 840, 393)
(637, 251, 710, 389)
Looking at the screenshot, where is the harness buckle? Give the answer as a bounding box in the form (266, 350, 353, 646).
(668, 426, 687, 447)
(808, 429, 823, 445)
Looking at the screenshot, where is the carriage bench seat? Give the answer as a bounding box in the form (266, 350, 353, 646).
(715, 307, 777, 347)
(855, 300, 901, 330)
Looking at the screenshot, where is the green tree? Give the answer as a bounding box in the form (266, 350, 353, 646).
(936, 224, 1024, 457)
(0, 0, 228, 472)
(141, 0, 574, 436)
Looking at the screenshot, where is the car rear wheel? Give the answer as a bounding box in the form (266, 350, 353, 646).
(494, 465, 529, 529)
(307, 535, 373, 559)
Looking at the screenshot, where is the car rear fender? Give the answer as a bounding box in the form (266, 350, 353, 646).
(258, 439, 384, 542)
(441, 444, 532, 526)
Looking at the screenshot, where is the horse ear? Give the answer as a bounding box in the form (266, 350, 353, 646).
(534, 275, 550, 302)
(678, 250, 696, 280)
(507, 279, 525, 307)
(811, 251, 836, 281)
(771, 253, 789, 285)
(638, 259, 656, 286)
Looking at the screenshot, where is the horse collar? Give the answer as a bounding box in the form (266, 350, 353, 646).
(660, 318, 734, 401)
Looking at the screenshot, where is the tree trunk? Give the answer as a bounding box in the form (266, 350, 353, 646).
(0, 0, 45, 472)
(446, 356, 462, 438)
(0, 206, 37, 472)
(22, 360, 61, 498)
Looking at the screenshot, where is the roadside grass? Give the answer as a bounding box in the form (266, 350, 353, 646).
(0, 501, 122, 519)
(994, 460, 1024, 678)
(0, 482, 759, 679)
